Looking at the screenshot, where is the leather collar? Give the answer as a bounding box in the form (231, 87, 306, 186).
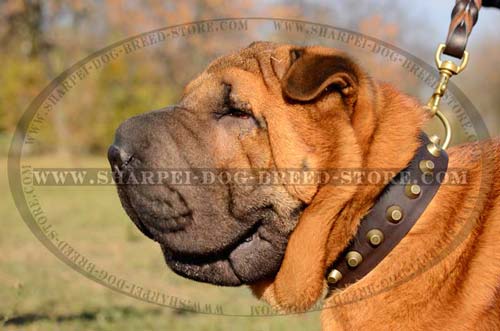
(325, 133, 449, 291)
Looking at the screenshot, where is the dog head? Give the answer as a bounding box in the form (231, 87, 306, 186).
(109, 41, 425, 309)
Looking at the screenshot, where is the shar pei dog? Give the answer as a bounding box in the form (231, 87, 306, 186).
(108, 42, 500, 330)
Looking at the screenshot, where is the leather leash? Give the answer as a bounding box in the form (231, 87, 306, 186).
(427, 0, 499, 149)
(444, 0, 500, 59)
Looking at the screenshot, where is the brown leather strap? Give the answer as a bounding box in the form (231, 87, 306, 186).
(443, 0, 482, 59)
(444, 0, 500, 58)
(483, 0, 500, 8)
(325, 133, 449, 291)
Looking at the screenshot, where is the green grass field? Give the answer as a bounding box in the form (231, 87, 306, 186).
(0, 155, 320, 331)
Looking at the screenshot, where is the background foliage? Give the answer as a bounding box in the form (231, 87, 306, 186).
(1, 0, 499, 155)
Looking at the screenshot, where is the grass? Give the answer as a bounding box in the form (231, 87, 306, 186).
(0, 154, 320, 331)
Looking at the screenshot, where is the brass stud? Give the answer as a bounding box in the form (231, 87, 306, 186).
(327, 269, 343, 284)
(386, 205, 403, 223)
(366, 229, 384, 246)
(427, 143, 441, 157)
(419, 160, 435, 174)
(405, 183, 421, 199)
(346, 251, 363, 268)
(426, 135, 442, 157)
(429, 135, 441, 145)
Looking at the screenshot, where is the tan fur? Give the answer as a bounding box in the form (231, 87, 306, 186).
(182, 42, 500, 329)
(230, 43, 500, 330)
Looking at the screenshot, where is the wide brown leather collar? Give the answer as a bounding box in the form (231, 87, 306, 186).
(325, 133, 449, 291)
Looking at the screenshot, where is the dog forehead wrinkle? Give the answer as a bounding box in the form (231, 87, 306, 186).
(206, 44, 277, 77)
(207, 56, 258, 75)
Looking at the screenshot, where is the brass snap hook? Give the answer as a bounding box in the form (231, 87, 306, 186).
(425, 43, 469, 150)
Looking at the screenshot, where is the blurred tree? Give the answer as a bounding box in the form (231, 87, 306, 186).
(0, 0, 300, 154)
(0, 1, 497, 155)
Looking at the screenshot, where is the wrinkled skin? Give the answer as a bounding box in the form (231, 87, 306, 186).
(110, 42, 318, 286)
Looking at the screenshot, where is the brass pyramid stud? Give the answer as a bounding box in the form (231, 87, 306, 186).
(419, 160, 435, 174)
(366, 229, 384, 246)
(429, 135, 441, 145)
(346, 251, 363, 268)
(386, 205, 403, 223)
(327, 269, 343, 284)
(405, 183, 421, 199)
(427, 135, 441, 157)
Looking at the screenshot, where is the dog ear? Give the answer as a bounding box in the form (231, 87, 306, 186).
(281, 49, 359, 104)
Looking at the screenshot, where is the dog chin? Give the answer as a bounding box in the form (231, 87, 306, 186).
(160, 227, 287, 286)
(115, 181, 294, 286)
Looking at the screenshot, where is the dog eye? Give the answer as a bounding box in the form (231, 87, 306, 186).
(215, 107, 253, 120)
(225, 107, 252, 119)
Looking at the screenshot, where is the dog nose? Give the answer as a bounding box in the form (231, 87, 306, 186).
(107, 144, 133, 170)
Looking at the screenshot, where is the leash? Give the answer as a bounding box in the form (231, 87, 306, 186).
(325, 1, 499, 291)
(426, 0, 499, 150)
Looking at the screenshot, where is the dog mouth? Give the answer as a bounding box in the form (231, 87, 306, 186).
(161, 223, 286, 286)
(115, 184, 288, 286)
